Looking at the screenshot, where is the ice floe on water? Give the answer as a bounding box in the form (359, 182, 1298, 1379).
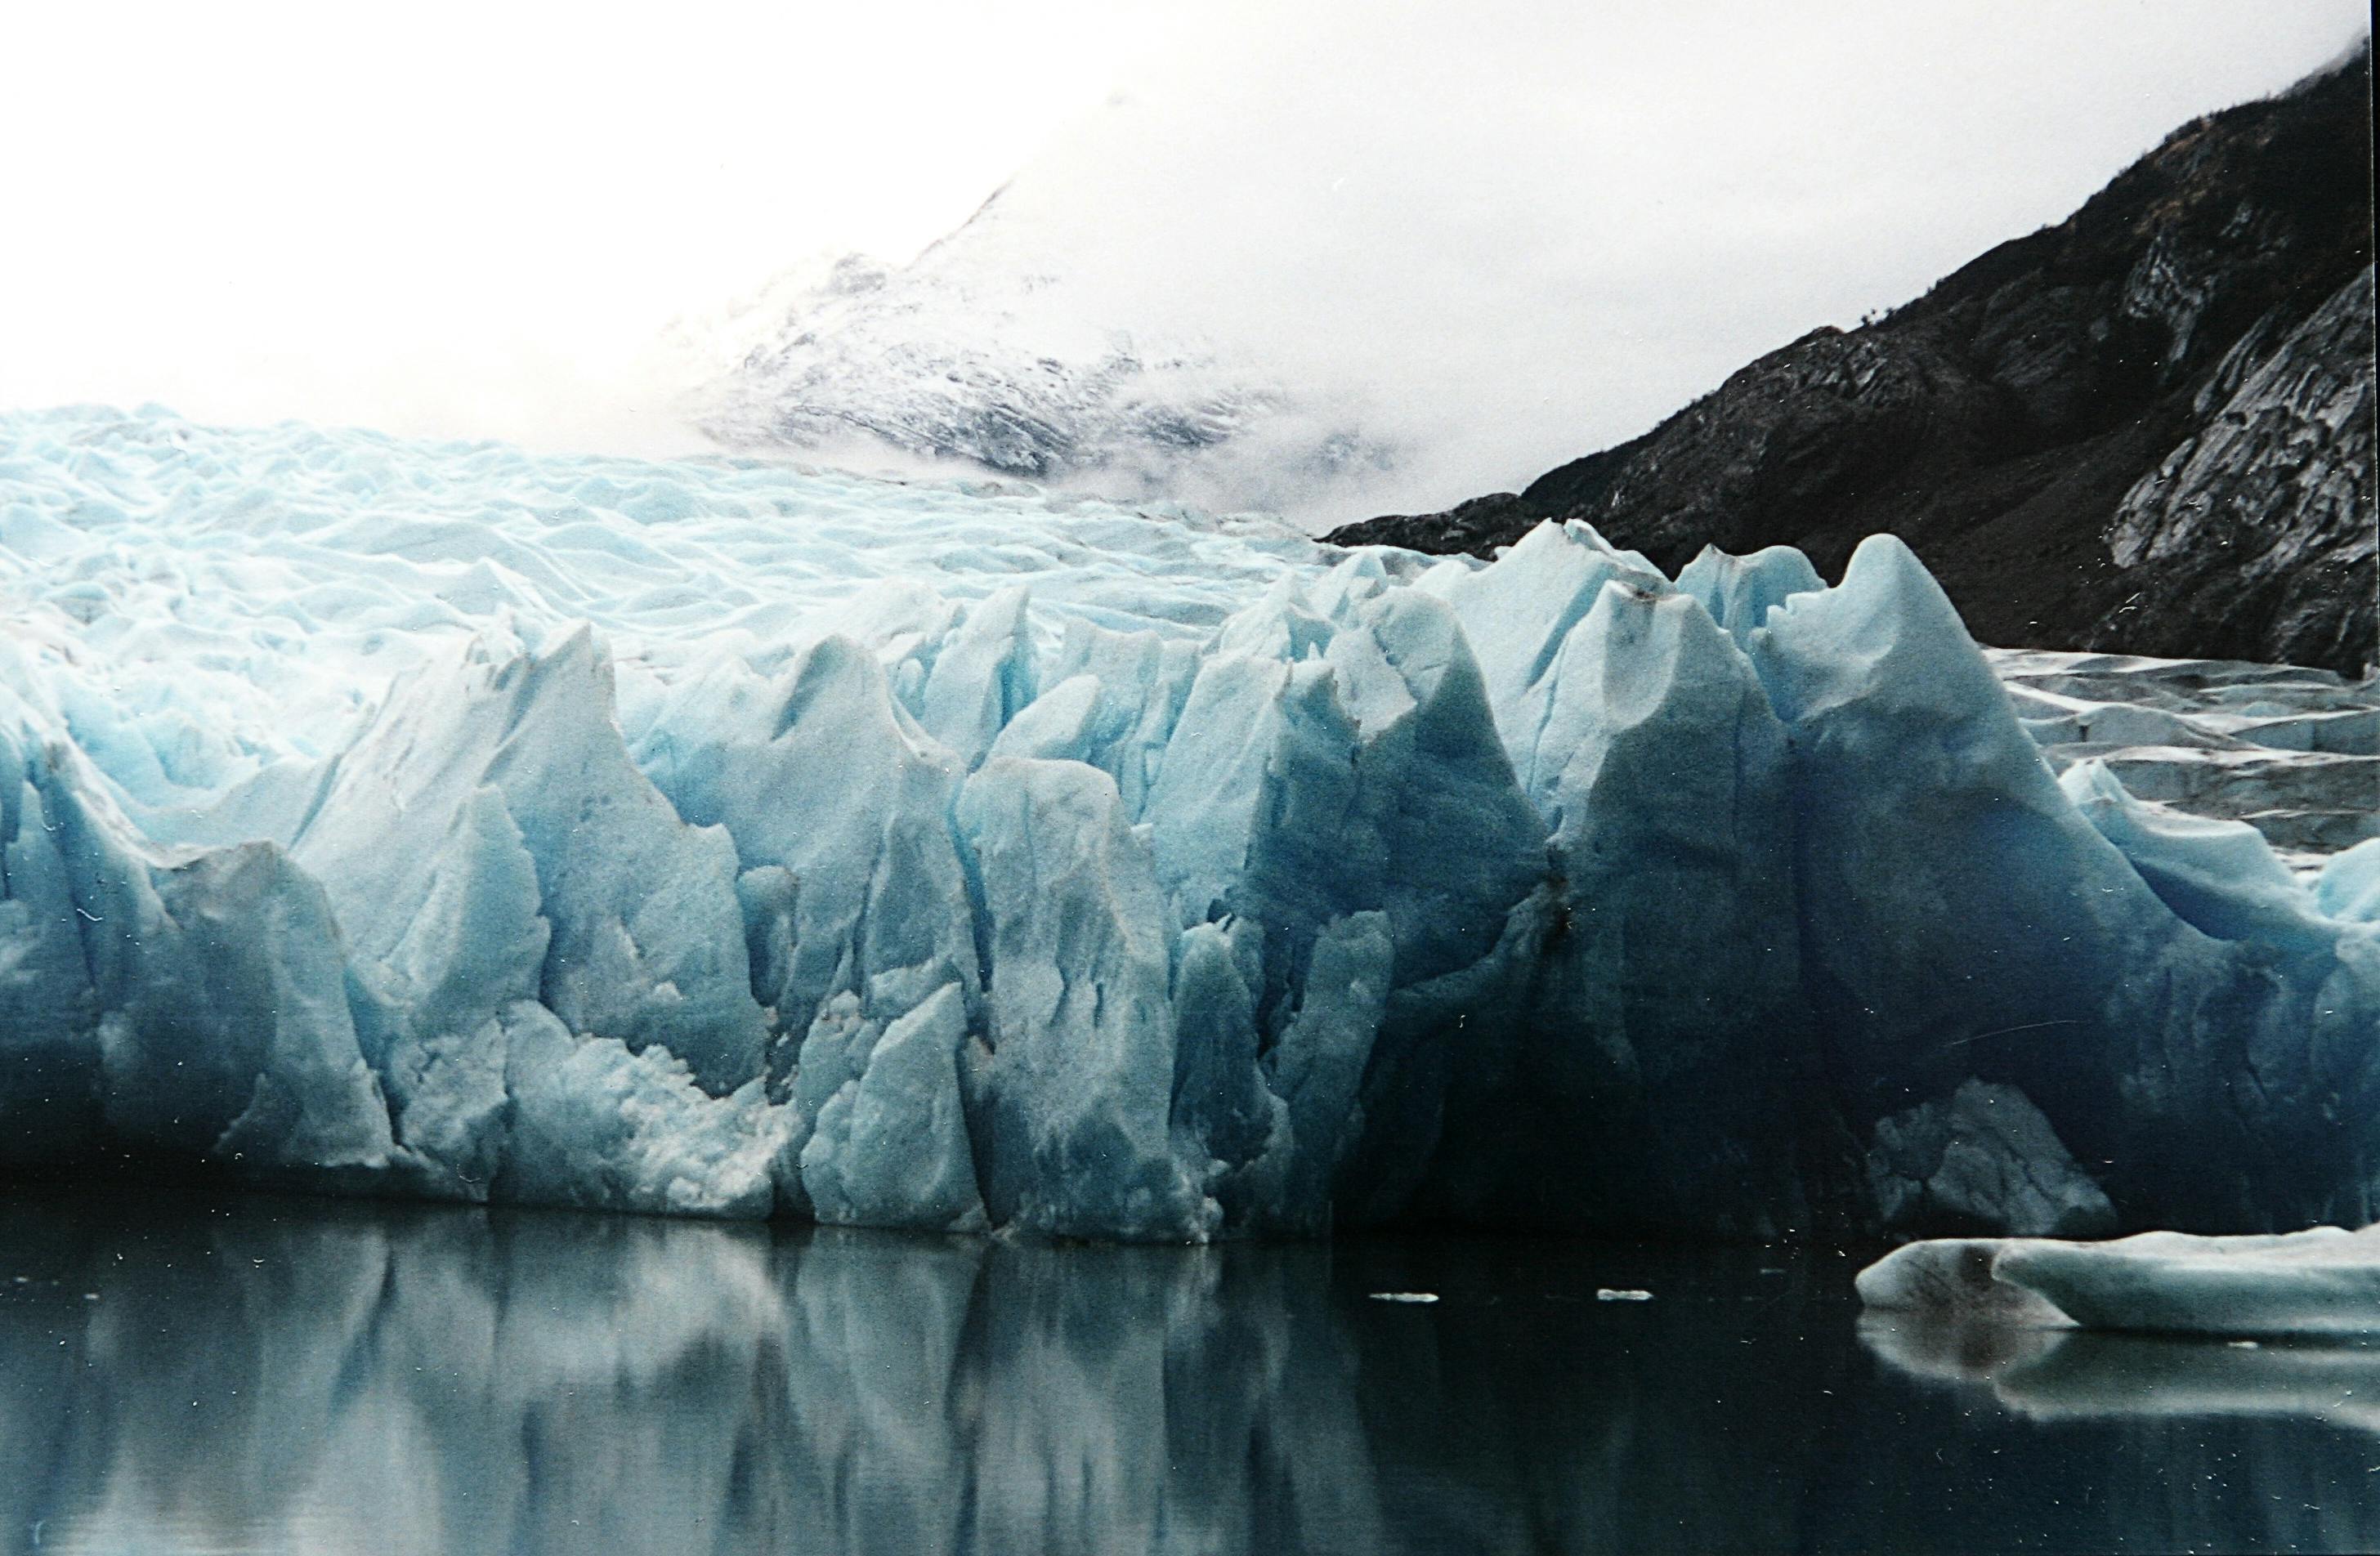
(1859, 1227, 2380, 1454)
(1859, 1226, 2380, 1335)
(2, 405, 2376, 1240)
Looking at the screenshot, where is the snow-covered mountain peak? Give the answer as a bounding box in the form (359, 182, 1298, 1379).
(684, 139, 1398, 517)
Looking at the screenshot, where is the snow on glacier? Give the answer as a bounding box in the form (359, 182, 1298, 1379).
(2, 405, 2374, 1240)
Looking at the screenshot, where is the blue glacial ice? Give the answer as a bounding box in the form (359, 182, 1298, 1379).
(2, 405, 2375, 1239)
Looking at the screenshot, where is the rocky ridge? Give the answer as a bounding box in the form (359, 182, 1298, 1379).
(1331, 49, 2377, 674)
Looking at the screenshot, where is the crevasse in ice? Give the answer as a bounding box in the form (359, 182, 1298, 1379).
(2, 407, 2374, 1239)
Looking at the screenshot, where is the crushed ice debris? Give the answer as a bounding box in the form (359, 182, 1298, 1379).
(1368, 1292, 1440, 1304)
(1596, 1289, 1654, 1302)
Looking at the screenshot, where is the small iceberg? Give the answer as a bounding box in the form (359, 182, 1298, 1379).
(1858, 1225, 2380, 1337)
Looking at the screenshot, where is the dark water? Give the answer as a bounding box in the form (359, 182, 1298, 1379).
(0, 1191, 2373, 1555)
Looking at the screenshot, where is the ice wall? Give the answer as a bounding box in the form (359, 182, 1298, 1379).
(2, 408, 2373, 1239)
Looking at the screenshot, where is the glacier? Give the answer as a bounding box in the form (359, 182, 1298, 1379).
(2, 405, 2374, 1241)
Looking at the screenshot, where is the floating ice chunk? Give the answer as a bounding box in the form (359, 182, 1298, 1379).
(1856, 1240, 2079, 1327)
(1994, 1226, 2380, 1336)
(1860, 1225, 2380, 1335)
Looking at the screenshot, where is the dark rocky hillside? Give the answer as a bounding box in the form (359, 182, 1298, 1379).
(1330, 49, 2377, 673)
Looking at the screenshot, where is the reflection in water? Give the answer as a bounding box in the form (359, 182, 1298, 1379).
(0, 1192, 2372, 1554)
(1854, 1312, 2380, 1554)
(1862, 1310, 2380, 1435)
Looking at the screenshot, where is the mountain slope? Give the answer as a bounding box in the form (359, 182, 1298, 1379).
(1329, 49, 2377, 673)
(687, 218, 1376, 505)
(681, 109, 1398, 520)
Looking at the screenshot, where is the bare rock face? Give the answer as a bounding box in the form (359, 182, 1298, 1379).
(1332, 51, 2376, 673)
(2100, 266, 2375, 672)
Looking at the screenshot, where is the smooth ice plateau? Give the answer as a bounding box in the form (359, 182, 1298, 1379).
(2, 407, 2375, 1241)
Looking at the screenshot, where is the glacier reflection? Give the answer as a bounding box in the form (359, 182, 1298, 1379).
(2, 1193, 2376, 1555)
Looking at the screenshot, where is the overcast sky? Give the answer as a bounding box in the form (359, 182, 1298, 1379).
(1, 1, 2368, 483)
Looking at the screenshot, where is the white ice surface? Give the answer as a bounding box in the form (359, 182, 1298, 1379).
(1859, 1226, 2380, 1336)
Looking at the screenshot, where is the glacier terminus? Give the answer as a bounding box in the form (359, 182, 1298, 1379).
(2, 406, 2374, 1242)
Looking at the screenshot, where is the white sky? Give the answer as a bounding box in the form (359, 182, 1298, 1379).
(0, 0, 1176, 452)
(1, 1, 2369, 475)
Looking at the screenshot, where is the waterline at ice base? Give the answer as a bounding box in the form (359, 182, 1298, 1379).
(2, 407, 2374, 1242)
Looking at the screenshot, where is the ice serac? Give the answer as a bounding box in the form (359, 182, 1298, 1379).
(1149, 574, 1546, 992)
(2, 408, 2375, 1241)
(1673, 543, 1824, 651)
(919, 584, 1040, 770)
(957, 756, 1213, 1241)
(295, 625, 767, 1096)
(2316, 839, 2380, 925)
(0, 715, 106, 1160)
(1420, 572, 1821, 1236)
(0, 680, 395, 1174)
(799, 981, 985, 1231)
(633, 633, 982, 1062)
(1751, 534, 2379, 1234)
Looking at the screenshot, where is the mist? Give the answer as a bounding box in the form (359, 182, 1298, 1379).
(0, 0, 1173, 456)
(2, 1, 2368, 521)
(739, 0, 2369, 525)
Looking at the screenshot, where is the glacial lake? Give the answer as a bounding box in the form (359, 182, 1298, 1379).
(2, 1187, 2374, 1555)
